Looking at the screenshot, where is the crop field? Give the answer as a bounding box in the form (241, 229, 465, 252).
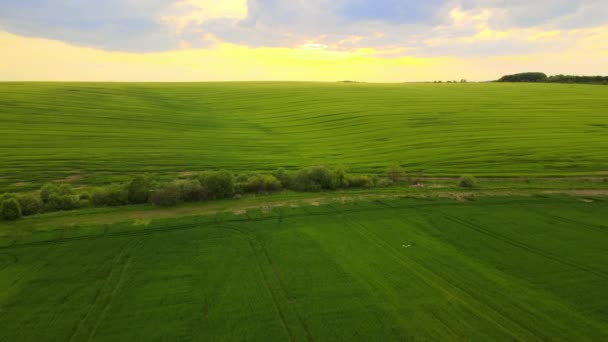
(1, 82, 607, 189)
(1, 196, 607, 341)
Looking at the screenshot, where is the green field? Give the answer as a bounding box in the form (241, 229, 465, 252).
(1, 82, 607, 190)
(2, 82, 608, 340)
(1, 196, 607, 340)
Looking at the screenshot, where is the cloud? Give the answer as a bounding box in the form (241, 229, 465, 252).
(0, 0, 249, 52)
(0, 0, 175, 52)
(199, 0, 608, 57)
(0, 0, 606, 58)
(2, 29, 607, 83)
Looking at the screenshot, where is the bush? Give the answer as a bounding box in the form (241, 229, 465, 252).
(45, 194, 80, 211)
(199, 171, 235, 199)
(1, 193, 16, 201)
(374, 178, 393, 188)
(178, 179, 203, 202)
(17, 194, 42, 216)
(292, 166, 337, 191)
(386, 164, 405, 183)
(91, 185, 129, 207)
(150, 183, 182, 206)
(273, 168, 293, 188)
(347, 175, 373, 188)
(333, 167, 350, 188)
(127, 175, 154, 204)
(243, 174, 282, 193)
(1, 199, 22, 221)
(40, 183, 73, 204)
(458, 175, 477, 188)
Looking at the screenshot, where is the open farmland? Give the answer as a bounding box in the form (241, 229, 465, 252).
(0, 196, 607, 341)
(1, 82, 607, 190)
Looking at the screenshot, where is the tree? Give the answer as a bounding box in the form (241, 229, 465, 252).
(498, 72, 548, 82)
(127, 175, 154, 204)
(458, 175, 477, 188)
(1, 199, 22, 221)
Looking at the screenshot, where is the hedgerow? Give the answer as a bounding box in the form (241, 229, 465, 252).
(0, 165, 429, 220)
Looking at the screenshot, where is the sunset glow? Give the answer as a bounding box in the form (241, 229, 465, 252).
(1, 1, 607, 81)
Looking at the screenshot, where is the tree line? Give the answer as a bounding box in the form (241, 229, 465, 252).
(497, 72, 608, 84)
(0, 166, 478, 221)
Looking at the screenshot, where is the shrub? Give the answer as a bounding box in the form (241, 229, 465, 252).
(1, 199, 22, 221)
(333, 167, 350, 188)
(273, 168, 293, 188)
(178, 179, 203, 202)
(458, 175, 477, 188)
(127, 175, 154, 204)
(386, 164, 405, 183)
(243, 174, 282, 193)
(292, 166, 337, 191)
(347, 175, 373, 188)
(150, 183, 182, 206)
(199, 171, 235, 199)
(40, 183, 73, 204)
(1, 193, 16, 201)
(306, 166, 337, 190)
(91, 185, 129, 207)
(374, 178, 393, 188)
(17, 194, 42, 216)
(45, 194, 80, 211)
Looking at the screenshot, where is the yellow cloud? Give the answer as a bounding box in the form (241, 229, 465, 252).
(162, 0, 248, 37)
(0, 31, 438, 82)
(0, 29, 606, 83)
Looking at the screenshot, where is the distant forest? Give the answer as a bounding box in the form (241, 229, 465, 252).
(497, 72, 608, 84)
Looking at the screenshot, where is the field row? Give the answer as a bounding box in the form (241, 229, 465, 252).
(1, 82, 607, 188)
(1, 196, 607, 340)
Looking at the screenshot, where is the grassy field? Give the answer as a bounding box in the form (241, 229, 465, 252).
(1, 196, 607, 340)
(2, 81, 608, 340)
(1, 82, 607, 190)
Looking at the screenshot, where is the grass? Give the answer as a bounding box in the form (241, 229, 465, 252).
(2, 81, 608, 340)
(0, 195, 607, 340)
(1, 82, 607, 191)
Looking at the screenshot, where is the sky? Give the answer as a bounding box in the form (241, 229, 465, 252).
(0, 0, 607, 82)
